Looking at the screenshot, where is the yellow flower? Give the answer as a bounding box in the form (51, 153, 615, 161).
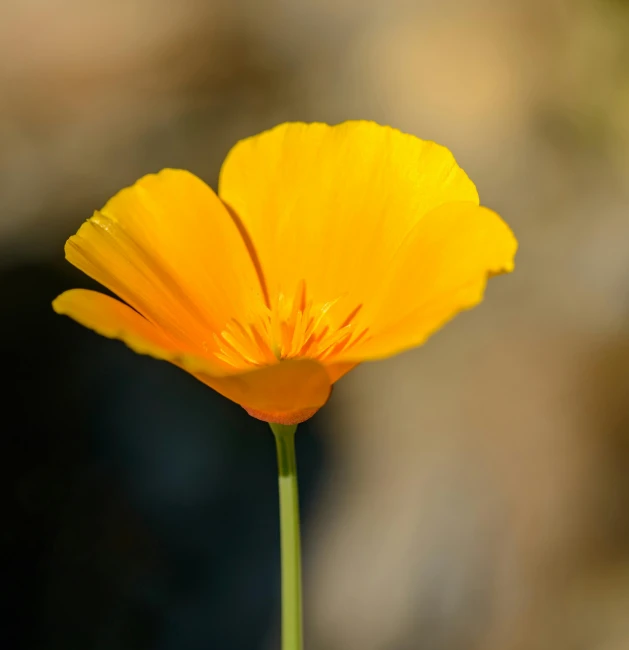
(53, 121, 517, 424)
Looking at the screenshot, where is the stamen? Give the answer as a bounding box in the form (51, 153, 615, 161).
(339, 303, 363, 329)
(210, 280, 369, 368)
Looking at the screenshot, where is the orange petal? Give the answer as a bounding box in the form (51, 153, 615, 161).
(190, 359, 331, 417)
(219, 121, 478, 332)
(53, 289, 181, 358)
(65, 169, 267, 351)
(52, 289, 225, 371)
(53, 289, 331, 418)
(337, 201, 517, 361)
(241, 362, 358, 423)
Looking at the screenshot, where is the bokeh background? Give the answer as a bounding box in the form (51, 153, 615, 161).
(3, 0, 629, 648)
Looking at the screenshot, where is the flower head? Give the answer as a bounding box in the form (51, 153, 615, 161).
(53, 121, 517, 424)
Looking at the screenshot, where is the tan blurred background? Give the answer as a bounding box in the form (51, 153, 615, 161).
(3, 0, 629, 648)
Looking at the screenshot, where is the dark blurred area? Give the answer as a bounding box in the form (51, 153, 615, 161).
(0, 264, 322, 650)
(2, 261, 325, 650)
(2, 0, 629, 649)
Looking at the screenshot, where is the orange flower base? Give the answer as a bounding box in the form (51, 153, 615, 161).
(244, 406, 320, 425)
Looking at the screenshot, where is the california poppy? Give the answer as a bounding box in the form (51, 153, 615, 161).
(53, 121, 517, 424)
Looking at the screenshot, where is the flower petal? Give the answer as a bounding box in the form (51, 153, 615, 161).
(65, 169, 268, 352)
(53, 289, 331, 417)
(52, 289, 223, 370)
(336, 202, 517, 361)
(219, 121, 478, 328)
(191, 358, 331, 415)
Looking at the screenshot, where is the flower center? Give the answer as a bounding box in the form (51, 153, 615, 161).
(212, 279, 368, 368)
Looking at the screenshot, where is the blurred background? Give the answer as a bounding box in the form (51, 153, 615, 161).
(3, 0, 629, 648)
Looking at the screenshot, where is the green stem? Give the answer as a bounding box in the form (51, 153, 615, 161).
(270, 422, 303, 650)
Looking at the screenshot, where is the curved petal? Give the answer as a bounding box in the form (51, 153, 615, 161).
(52, 289, 226, 372)
(53, 289, 181, 358)
(53, 289, 331, 417)
(219, 121, 478, 329)
(191, 359, 331, 416)
(65, 169, 267, 352)
(336, 202, 517, 361)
